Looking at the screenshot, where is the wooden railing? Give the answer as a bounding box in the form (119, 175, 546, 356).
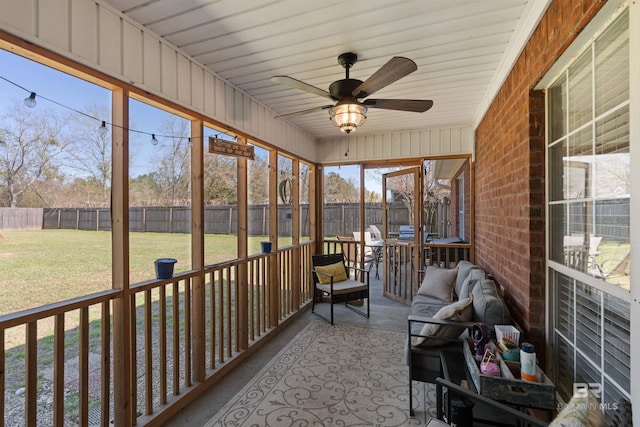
(0, 241, 314, 426)
(324, 238, 472, 304)
(424, 242, 472, 268)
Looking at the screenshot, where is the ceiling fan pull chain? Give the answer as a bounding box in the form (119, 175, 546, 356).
(345, 133, 350, 157)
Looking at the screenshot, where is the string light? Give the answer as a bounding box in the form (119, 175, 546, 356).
(23, 92, 37, 108)
(0, 74, 238, 143)
(98, 121, 108, 136)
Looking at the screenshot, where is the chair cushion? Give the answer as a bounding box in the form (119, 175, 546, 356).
(316, 279, 368, 295)
(414, 297, 473, 347)
(314, 261, 348, 284)
(416, 266, 458, 301)
(471, 279, 511, 327)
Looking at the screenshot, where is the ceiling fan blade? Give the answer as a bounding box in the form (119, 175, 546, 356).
(352, 57, 417, 98)
(363, 99, 433, 112)
(274, 105, 333, 119)
(271, 76, 337, 101)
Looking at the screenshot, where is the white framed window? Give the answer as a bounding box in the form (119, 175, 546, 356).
(546, 9, 631, 414)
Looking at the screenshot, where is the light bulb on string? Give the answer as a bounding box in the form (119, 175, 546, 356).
(151, 134, 159, 145)
(24, 92, 37, 108)
(98, 121, 108, 136)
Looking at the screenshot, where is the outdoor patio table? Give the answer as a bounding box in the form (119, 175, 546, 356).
(366, 240, 383, 279)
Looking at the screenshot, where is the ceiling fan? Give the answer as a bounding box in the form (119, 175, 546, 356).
(271, 52, 433, 134)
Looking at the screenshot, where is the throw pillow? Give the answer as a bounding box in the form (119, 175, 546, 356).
(414, 297, 473, 347)
(549, 390, 606, 427)
(417, 266, 458, 301)
(471, 279, 511, 327)
(458, 268, 485, 299)
(314, 261, 348, 284)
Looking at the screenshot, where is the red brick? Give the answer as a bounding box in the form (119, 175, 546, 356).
(474, 0, 606, 347)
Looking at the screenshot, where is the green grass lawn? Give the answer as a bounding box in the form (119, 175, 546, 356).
(0, 228, 300, 353)
(0, 229, 287, 316)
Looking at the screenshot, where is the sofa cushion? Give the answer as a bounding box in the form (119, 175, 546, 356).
(414, 297, 473, 347)
(455, 260, 480, 298)
(417, 266, 458, 301)
(314, 261, 348, 284)
(471, 279, 511, 327)
(411, 295, 452, 318)
(458, 268, 486, 299)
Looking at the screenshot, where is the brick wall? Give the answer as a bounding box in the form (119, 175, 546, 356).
(474, 0, 606, 361)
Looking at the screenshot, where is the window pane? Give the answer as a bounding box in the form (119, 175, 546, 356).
(576, 283, 602, 365)
(299, 162, 311, 242)
(594, 106, 629, 198)
(554, 271, 574, 341)
(548, 78, 566, 142)
(278, 154, 293, 247)
(203, 129, 238, 263)
(248, 145, 270, 254)
(0, 48, 113, 311)
(595, 11, 629, 116)
(549, 139, 566, 201)
(128, 99, 191, 283)
(567, 127, 593, 199)
(323, 165, 360, 239)
(568, 50, 592, 130)
(603, 294, 630, 392)
(554, 334, 575, 399)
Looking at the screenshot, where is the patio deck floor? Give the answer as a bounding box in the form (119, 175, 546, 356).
(164, 272, 415, 426)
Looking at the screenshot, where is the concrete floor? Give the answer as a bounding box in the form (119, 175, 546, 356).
(163, 274, 412, 426)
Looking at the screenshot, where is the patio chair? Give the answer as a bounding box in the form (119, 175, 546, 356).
(311, 253, 370, 325)
(589, 252, 630, 280)
(368, 224, 382, 240)
(353, 231, 375, 258)
(338, 235, 374, 274)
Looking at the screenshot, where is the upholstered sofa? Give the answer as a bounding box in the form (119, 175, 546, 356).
(407, 260, 512, 415)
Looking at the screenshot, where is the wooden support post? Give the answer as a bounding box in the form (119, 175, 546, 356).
(269, 150, 279, 327)
(111, 88, 132, 427)
(237, 136, 249, 350)
(292, 160, 301, 308)
(191, 119, 206, 383)
(313, 165, 322, 255)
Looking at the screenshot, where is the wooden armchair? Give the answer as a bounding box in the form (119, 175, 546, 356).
(311, 253, 370, 325)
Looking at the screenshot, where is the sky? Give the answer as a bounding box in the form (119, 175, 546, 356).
(0, 47, 214, 177)
(0, 46, 387, 191)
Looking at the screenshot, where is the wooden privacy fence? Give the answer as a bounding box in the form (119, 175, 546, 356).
(0, 208, 43, 230)
(42, 203, 425, 237)
(0, 242, 314, 426)
(41, 206, 312, 236)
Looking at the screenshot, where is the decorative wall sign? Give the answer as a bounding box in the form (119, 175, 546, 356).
(208, 137, 254, 160)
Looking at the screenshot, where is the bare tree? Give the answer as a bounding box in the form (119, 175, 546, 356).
(204, 153, 237, 205)
(386, 173, 416, 225)
(248, 148, 269, 205)
(65, 105, 112, 192)
(423, 161, 450, 232)
(154, 117, 191, 205)
(0, 103, 72, 207)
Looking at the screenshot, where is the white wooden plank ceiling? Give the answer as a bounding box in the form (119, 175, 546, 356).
(102, 0, 550, 140)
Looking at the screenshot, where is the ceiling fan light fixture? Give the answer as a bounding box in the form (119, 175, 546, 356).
(329, 102, 367, 134)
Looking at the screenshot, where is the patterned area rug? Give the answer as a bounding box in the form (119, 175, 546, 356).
(205, 321, 436, 426)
